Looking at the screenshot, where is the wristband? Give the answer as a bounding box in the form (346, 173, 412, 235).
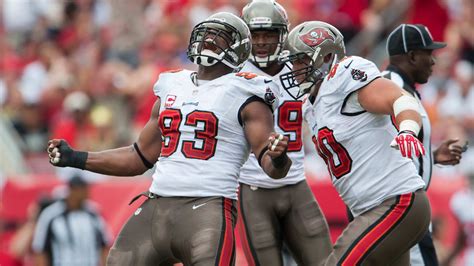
(56, 140, 88, 169)
(399, 120, 420, 136)
(271, 154, 288, 169)
(71, 151, 88, 170)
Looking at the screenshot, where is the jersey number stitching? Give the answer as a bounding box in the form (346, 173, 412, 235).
(159, 109, 219, 160)
(278, 101, 303, 152)
(312, 127, 352, 179)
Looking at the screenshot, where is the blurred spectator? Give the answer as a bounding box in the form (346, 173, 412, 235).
(442, 172, 474, 266)
(408, 0, 449, 42)
(11, 103, 49, 153)
(32, 176, 110, 266)
(294, 0, 370, 42)
(50, 91, 92, 148)
(437, 61, 474, 140)
(18, 42, 59, 105)
(50, 91, 118, 151)
(7, 197, 54, 265)
(445, 0, 474, 63)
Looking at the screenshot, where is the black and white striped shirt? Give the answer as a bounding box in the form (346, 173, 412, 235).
(32, 200, 110, 266)
(382, 64, 433, 189)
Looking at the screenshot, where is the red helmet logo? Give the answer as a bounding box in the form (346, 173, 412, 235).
(299, 28, 334, 47)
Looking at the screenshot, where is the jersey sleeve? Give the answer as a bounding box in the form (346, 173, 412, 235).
(234, 73, 282, 112)
(338, 56, 381, 97)
(152, 74, 166, 99)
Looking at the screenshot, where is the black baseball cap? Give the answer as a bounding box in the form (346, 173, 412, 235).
(387, 24, 446, 56)
(67, 175, 89, 188)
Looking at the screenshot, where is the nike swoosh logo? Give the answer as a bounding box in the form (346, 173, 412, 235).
(264, 79, 272, 84)
(192, 203, 207, 210)
(344, 60, 353, 69)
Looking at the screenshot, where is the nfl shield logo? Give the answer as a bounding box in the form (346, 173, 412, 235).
(165, 95, 177, 108)
(351, 69, 368, 82)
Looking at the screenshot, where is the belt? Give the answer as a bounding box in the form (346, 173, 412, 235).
(128, 191, 159, 205)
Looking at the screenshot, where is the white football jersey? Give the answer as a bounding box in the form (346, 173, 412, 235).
(303, 56, 425, 216)
(239, 62, 306, 188)
(450, 189, 474, 266)
(150, 69, 280, 199)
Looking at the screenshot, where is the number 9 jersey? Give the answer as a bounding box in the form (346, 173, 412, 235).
(150, 69, 280, 200)
(303, 56, 425, 216)
(239, 62, 306, 188)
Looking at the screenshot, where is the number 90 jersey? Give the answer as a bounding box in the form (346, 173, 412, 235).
(239, 62, 306, 188)
(303, 56, 425, 216)
(150, 69, 280, 200)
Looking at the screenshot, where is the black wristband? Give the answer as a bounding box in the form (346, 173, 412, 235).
(71, 151, 88, 170)
(399, 130, 417, 137)
(271, 153, 288, 169)
(56, 140, 87, 169)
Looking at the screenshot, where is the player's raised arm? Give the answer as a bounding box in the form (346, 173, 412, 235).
(47, 99, 163, 176)
(241, 100, 292, 179)
(358, 77, 425, 158)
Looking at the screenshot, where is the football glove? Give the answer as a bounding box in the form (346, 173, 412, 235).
(390, 130, 425, 158)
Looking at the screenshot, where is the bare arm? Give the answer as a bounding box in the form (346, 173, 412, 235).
(241, 101, 292, 179)
(48, 99, 163, 176)
(35, 253, 49, 266)
(100, 248, 108, 266)
(358, 77, 421, 127)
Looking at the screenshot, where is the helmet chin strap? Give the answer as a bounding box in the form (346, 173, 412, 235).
(253, 54, 278, 68)
(193, 49, 241, 70)
(298, 81, 314, 94)
(194, 49, 220, 66)
(298, 52, 337, 95)
(252, 44, 283, 68)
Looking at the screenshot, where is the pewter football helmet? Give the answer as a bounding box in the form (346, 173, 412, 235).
(187, 12, 252, 70)
(242, 0, 289, 67)
(279, 21, 345, 99)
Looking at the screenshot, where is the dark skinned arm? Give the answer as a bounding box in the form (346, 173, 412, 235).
(47, 99, 163, 176)
(241, 100, 292, 179)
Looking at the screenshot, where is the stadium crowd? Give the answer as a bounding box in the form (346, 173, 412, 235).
(1, 0, 473, 265)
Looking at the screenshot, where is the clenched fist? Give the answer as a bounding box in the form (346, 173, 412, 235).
(47, 139, 88, 169)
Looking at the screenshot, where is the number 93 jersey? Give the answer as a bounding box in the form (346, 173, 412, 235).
(150, 69, 281, 200)
(303, 56, 425, 216)
(239, 61, 306, 188)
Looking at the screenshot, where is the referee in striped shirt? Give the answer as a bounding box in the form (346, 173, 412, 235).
(383, 24, 465, 266)
(32, 176, 110, 266)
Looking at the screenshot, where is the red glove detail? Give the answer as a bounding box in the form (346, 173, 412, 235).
(390, 131, 425, 158)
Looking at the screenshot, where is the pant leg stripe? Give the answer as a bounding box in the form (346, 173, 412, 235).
(217, 198, 234, 266)
(237, 185, 258, 266)
(339, 193, 415, 266)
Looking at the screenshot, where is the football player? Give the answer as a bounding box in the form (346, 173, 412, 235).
(238, 1, 332, 265)
(47, 12, 292, 265)
(280, 21, 430, 265)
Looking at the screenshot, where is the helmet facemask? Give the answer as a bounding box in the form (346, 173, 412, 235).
(188, 20, 248, 70)
(279, 49, 337, 100)
(249, 25, 288, 68)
